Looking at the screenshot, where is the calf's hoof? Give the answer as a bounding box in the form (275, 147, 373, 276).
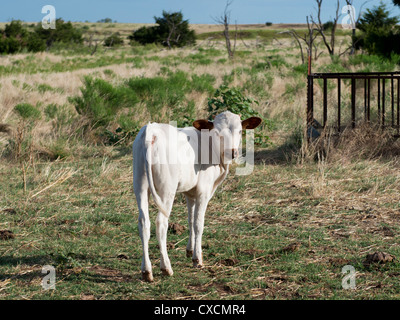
(186, 250, 193, 258)
(161, 268, 174, 276)
(142, 271, 154, 282)
(192, 259, 203, 268)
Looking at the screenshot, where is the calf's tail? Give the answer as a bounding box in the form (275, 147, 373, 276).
(143, 125, 169, 217)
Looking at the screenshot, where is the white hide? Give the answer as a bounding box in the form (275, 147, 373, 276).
(132, 111, 260, 281)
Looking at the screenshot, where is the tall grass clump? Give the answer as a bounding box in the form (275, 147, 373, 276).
(301, 124, 400, 164)
(68, 77, 140, 144)
(7, 103, 41, 161)
(69, 71, 216, 143)
(127, 70, 215, 125)
(70, 76, 138, 128)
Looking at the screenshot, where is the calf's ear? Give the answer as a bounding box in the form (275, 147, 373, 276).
(242, 117, 262, 129)
(193, 119, 214, 131)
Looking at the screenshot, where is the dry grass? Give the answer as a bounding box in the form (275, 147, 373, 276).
(1, 23, 400, 300)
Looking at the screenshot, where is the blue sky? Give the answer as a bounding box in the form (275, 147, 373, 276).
(1, 0, 399, 24)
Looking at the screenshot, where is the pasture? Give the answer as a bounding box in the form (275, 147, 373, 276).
(1, 22, 400, 300)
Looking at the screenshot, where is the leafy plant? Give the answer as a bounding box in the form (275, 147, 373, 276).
(207, 85, 259, 120)
(207, 85, 270, 146)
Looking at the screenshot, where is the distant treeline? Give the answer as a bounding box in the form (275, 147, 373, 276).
(1, 3, 400, 58)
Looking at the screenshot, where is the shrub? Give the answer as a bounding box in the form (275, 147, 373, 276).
(34, 18, 83, 49)
(322, 21, 334, 31)
(69, 76, 138, 128)
(4, 20, 28, 38)
(0, 37, 22, 54)
(12, 103, 42, 160)
(265, 22, 273, 27)
(26, 32, 46, 52)
(207, 85, 270, 146)
(104, 32, 124, 47)
(355, 3, 400, 57)
(0, 20, 27, 54)
(0, 19, 81, 54)
(127, 71, 189, 116)
(14, 103, 41, 121)
(130, 26, 160, 45)
(129, 11, 195, 48)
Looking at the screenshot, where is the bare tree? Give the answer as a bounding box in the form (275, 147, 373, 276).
(165, 15, 178, 49)
(280, 16, 318, 66)
(279, 29, 305, 64)
(86, 33, 104, 55)
(214, 0, 237, 59)
(311, 0, 340, 57)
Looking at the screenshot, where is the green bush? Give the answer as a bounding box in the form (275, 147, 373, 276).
(127, 70, 215, 120)
(0, 19, 82, 54)
(34, 18, 83, 49)
(207, 85, 259, 120)
(14, 103, 41, 121)
(69, 76, 138, 128)
(4, 20, 28, 38)
(104, 32, 124, 47)
(129, 11, 195, 48)
(0, 37, 22, 54)
(26, 32, 46, 52)
(70, 71, 216, 143)
(207, 85, 270, 146)
(355, 3, 400, 57)
(130, 26, 159, 45)
(0, 21, 28, 54)
(127, 71, 189, 115)
(322, 21, 334, 31)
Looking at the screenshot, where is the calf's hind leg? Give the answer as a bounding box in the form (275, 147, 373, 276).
(156, 197, 175, 276)
(136, 189, 153, 282)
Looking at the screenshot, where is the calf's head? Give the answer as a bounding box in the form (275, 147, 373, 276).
(193, 111, 261, 164)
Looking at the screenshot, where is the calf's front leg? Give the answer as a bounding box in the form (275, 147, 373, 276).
(192, 196, 210, 268)
(185, 195, 196, 258)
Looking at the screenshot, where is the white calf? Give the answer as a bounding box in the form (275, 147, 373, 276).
(132, 111, 261, 282)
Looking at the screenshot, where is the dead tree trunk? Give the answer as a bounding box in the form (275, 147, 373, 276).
(311, 0, 340, 58)
(280, 16, 317, 65)
(214, 0, 236, 59)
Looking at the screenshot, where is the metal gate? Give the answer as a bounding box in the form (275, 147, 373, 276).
(307, 71, 400, 137)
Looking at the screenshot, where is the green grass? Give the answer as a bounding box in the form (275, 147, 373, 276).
(1, 22, 400, 300)
(1, 155, 400, 299)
